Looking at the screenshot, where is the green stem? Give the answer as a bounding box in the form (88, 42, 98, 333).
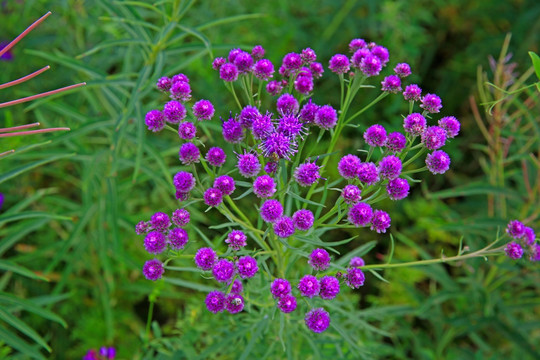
(145, 299, 154, 343)
(226, 82, 243, 110)
(345, 92, 389, 125)
(402, 148, 426, 168)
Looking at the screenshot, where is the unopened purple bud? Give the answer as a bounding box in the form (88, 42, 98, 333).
(214, 175, 236, 196)
(378, 155, 402, 180)
(143, 259, 164, 281)
(438, 116, 460, 138)
(301, 48, 317, 64)
(394, 63, 411, 77)
(505, 241, 523, 260)
(254, 59, 275, 80)
(386, 132, 407, 153)
(308, 248, 331, 271)
(403, 113, 427, 136)
(403, 84, 422, 101)
(156, 76, 172, 91)
(338, 154, 362, 179)
(251, 45, 265, 60)
(194, 247, 216, 270)
(342, 184, 362, 204)
(381, 75, 402, 93)
(178, 122, 197, 140)
(260, 199, 284, 223)
(386, 178, 410, 200)
(266, 80, 283, 96)
(420, 93, 443, 113)
(212, 57, 226, 70)
(305, 308, 330, 333)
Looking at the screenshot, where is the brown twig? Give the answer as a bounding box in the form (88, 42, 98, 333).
(0, 11, 52, 58)
(0, 66, 50, 90)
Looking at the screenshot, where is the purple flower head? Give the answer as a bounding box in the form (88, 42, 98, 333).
(179, 143, 200, 165)
(150, 212, 170, 231)
(228, 48, 242, 63)
(225, 293, 245, 314)
(403, 84, 422, 101)
(277, 115, 305, 137)
(172, 208, 190, 227)
(506, 220, 525, 239)
(231, 279, 243, 294)
(273, 216, 295, 238)
(378, 155, 402, 180)
(143, 259, 164, 281)
(314, 105, 338, 130)
(358, 162, 379, 185)
(254, 59, 275, 80)
(239, 105, 261, 129)
(294, 75, 314, 95)
(145, 110, 165, 132)
(156, 76, 172, 92)
(135, 221, 149, 235)
(172, 73, 189, 84)
(99, 347, 116, 359)
(349, 38, 367, 52)
(276, 93, 299, 115)
(212, 57, 226, 70)
(298, 48, 316, 64)
(329, 54, 350, 74)
(371, 45, 389, 65)
(505, 241, 523, 260)
(293, 209, 314, 231)
(266, 80, 283, 96)
(206, 147, 227, 167)
(261, 131, 297, 160)
(175, 191, 190, 201)
(203, 187, 223, 207)
(298, 274, 320, 298)
(338, 154, 362, 179)
(173, 171, 196, 192)
(371, 210, 391, 233)
(260, 199, 284, 223)
(253, 175, 276, 198)
(277, 294, 297, 313)
(342, 184, 362, 204)
(294, 160, 322, 187)
(364, 124, 387, 147)
(251, 45, 265, 60)
(237, 151, 261, 177)
(220, 63, 239, 82)
(168, 227, 189, 250)
(233, 51, 253, 73)
(310, 62, 324, 78)
(348, 202, 373, 227)
(403, 113, 427, 136)
(192, 100, 215, 121)
(170, 81, 192, 102)
(299, 99, 319, 123)
(163, 100, 186, 124)
(420, 93, 443, 113)
(226, 230, 247, 250)
(305, 308, 330, 333)
(350, 257, 365, 267)
(386, 132, 407, 153)
(281, 52, 303, 75)
(205, 291, 225, 313)
(271, 278, 291, 298)
(144, 231, 167, 254)
(523, 227, 536, 245)
(319, 276, 340, 300)
(265, 161, 278, 174)
(308, 248, 331, 271)
(237, 256, 259, 278)
(351, 48, 371, 68)
(0, 192, 3, 210)
(394, 63, 411, 77)
(251, 112, 274, 139)
(222, 116, 244, 143)
(195, 247, 216, 270)
(530, 244, 540, 262)
(212, 259, 236, 283)
(381, 75, 402, 93)
(386, 178, 410, 200)
(426, 150, 451, 174)
(178, 122, 197, 140)
(345, 267, 365, 289)
(214, 175, 236, 196)
(438, 116, 461, 138)
(360, 54, 383, 76)
(421, 126, 447, 150)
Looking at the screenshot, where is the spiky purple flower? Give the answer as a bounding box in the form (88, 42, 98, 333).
(310, 62, 324, 78)
(214, 175, 236, 196)
(371, 210, 391, 233)
(233, 51, 253, 73)
(205, 291, 225, 313)
(252, 113, 274, 139)
(378, 155, 402, 180)
(212, 259, 235, 283)
(523, 227, 536, 245)
(277, 294, 297, 313)
(299, 99, 319, 123)
(438, 116, 460, 138)
(179, 143, 200, 165)
(239, 105, 260, 129)
(386, 132, 407, 153)
(278, 115, 304, 137)
(266, 80, 283, 96)
(294, 75, 314, 95)
(253, 175, 276, 198)
(319, 276, 340, 300)
(506, 220, 525, 239)
(338, 154, 362, 179)
(294, 160, 321, 187)
(261, 131, 296, 160)
(421, 126, 447, 150)
(305, 308, 330, 333)
(271, 278, 292, 298)
(163, 100, 186, 123)
(277, 93, 299, 115)
(273, 216, 295, 238)
(421, 93, 443, 113)
(293, 209, 314, 231)
(251, 45, 265, 60)
(178, 122, 196, 140)
(231, 279, 243, 294)
(381, 75, 402, 93)
(168, 228, 189, 250)
(345, 267, 365, 289)
(505, 241, 523, 260)
(150, 212, 170, 231)
(203, 188, 223, 207)
(298, 274, 320, 298)
(403, 84, 422, 101)
(145, 110, 165, 132)
(301, 48, 317, 63)
(426, 150, 451, 174)
(308, 248, 331, 271)
(360, 54, 383, 77)
(143, 259, 164, 281)
(212, 57, 226, 70)
(219, 63, 239, 82)
(192, 100, 215, 121)
(225, 293, 245, 314)
(135, 221, 149, 235)
(364, 124, 387, 147)
(314, 105, 338, 130)
(350, 257, 365, 267)
(386, 178, 410, 200)
(237, 152, 261, 177)
(172, 209, 190, 227)
(195, 247, 216, 271)
(403, 113, 426, 136)
(156, 76, 172, 92)
(394, 63, 411, 77)
(260, 199, 284, 223)
(329, 54, 350, 74)
(342, 184, 362, 204)
(144, 231, 167, 254)
(357, 162, 379, 185)
(206, 147, 227, 167)
(173, 171, 196, 192)
(226, 230, 247, 250)
(170, 81, 192, 102)
(349, 38, 367, 52)
(348, 202, 373, 227)
(237, 256, 258, 278)
(222, 117, 244, 143)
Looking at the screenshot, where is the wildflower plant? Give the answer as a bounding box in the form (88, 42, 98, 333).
(135, 38, 537, 343)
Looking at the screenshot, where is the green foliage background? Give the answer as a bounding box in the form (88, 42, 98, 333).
(0, 0, 539, 359)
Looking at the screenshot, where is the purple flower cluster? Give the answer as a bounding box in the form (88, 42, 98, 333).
(504, 220, 538, 261)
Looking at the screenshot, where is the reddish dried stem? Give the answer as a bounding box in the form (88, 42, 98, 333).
(0, 66, 50, 90)
(0, 82, 86, 108)
(0, 127, 70, 138)
(0, 11, 52, 58)
(0, 150, 15, 158)
(0, 122, 40, 133)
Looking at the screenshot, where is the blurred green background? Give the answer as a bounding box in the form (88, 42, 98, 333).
(1, 0, 539, 359)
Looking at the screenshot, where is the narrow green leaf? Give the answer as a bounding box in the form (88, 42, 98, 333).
(0, 261, 47, 281)
(0, 326, 45, 359)
(529, 51, 540, 81)
(163, 277, 215, 292)
(0, 308, 51, 352)
(0, 292, 67, 327)
(286, 190, 325, 208)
